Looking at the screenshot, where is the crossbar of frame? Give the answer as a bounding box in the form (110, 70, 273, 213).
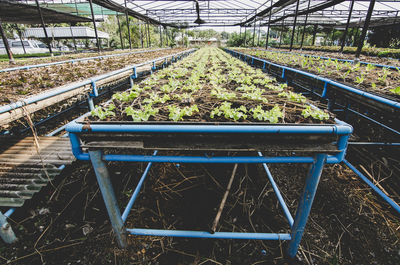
(121, 150, 157, 223)
(258, 152, 294, 227)
(127, 228, 291, 240)
(121, 151, 295, 236)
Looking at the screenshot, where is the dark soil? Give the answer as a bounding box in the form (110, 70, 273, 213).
(0, 48, 159, 70)
(1, 154, 399, 264)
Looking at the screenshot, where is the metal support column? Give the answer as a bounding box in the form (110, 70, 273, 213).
(312, 24, 317, 46)
(0, 212, 16, 244)
(287, 153, 327, 258)
(252, 20, 256, 47)
(340, 0, 355, 53)
(89, 150, 127, 248)
(0, 21, 14, 63)
(124, 0, 132, 49)
(164, 26, 168, 46)
(265, 0, 273, 49)
(330, 28, 335, 45)
(244, 26, 247, 47)
(140, 23, 144, 48)
(159, 25, 163, 47)
(355, 0, 376, 59)
(289, 0, 300, 51)
(116, 14, 124, 49)
(279, 20, 284, 48)
(300, 0, 311, 49)
(147, 21, 151, 48)
(69, 25, 77, 51)
(35, 0, 53, 55)
(16, 25, 26, 54)
(257, 21, 261, 46)
(88, 0, 100, 52)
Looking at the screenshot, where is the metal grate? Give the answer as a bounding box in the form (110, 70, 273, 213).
(0, 137, 74, 207)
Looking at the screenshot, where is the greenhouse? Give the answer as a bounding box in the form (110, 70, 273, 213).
(0, 0, 399, 264)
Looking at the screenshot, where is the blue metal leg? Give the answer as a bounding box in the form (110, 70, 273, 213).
(0, 211, 16, 244)
(89, 150, 127, 248)
(287, 153, 327, 258)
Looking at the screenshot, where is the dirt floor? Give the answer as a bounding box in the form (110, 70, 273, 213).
(1, 155, 399, 264)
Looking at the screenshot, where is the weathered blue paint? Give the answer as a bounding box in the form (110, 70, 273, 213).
(89, 150, 127, 248)
(287, 153, 327, 258)
(121, 151, 157, 223)
(343, 159, 400, 214)
(258, 152, 294, 227)
(127, 228, 291, 240)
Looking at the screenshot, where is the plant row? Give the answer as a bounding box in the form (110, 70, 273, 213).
(90, 47, 332, 124)
(274, 45, 400, 60)
(234, 48, 400, 99)
(0, 47, 157, 70)
(0, 48, 186, 106)
(267, 47, 400, 67)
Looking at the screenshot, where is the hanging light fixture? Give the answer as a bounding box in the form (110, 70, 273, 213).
(194, 0, 206, 24)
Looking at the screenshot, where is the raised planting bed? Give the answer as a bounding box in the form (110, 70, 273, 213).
(229, 48, 400, 134)
(0, 48, 186, 106)
(67, 47, 353, 157)
(0, 47, 162, 70)
(234, 48, 400, 101)
(66, 47, 352, 258)
(274, 44, 400, 60)
(267, 47, 400, 67)
(0, 49, 195, 129)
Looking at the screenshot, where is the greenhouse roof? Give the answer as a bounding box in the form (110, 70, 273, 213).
(0, 0, 92, 24)
(4, 0, 400, 28)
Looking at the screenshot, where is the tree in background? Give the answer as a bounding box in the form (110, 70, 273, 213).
(369, 24, 400, 48)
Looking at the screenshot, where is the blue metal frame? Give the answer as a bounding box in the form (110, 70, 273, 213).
(0, 48, 197, 244)
(343, 159, 400, 215)
(66, 119, 352, 258)
(226, 48, 400, 217)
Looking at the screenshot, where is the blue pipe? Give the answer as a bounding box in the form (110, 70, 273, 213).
(348, 142, 400, 146)
(66, 121, 352, 135)
(67, 151, 343, 165)
(225, 49, 400, 109)
(89, 150, 127, 247)
(4, 208, 15, 218)
(121, 151, 157, 223)
(343, 159, 400, 215)
(0, 48, 170, 73)
(0, 49, 196, 115)
(258, 152, 294, 227)
(127, 228, 291, 240)
(288, 154, 327, 258)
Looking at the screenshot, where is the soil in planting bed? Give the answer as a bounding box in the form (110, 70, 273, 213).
(234, 48, 400, 101)
(1, 152, 399, 264)
(88, 47, 334, 125)
(0, 48, 157, 70)
(0, 48, 186, 106)
(267, 47, 400, 67)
